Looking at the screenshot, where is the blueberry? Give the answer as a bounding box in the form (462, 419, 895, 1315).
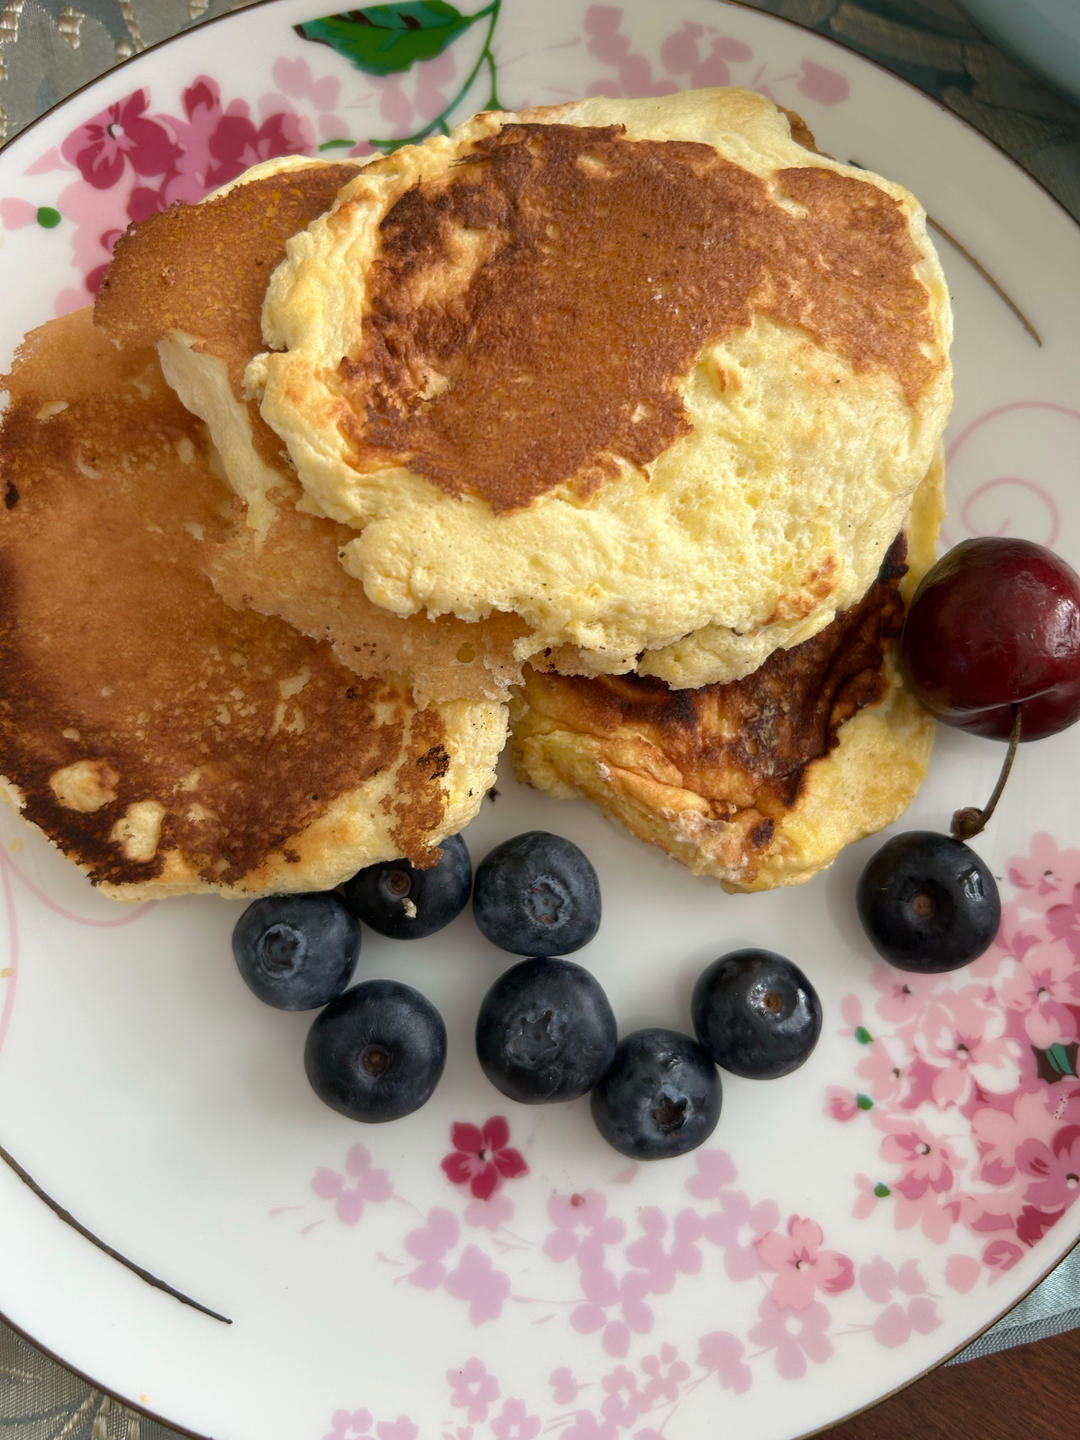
(343, 834, 472, 940)
(476, 957, 617, 1103)
(856, 830, 1001, 972)
(231, 892, 360, 1010)
(691, 949, 821, 1079)
(472, 831, 601, 957)
(304, 979, 446, 1122)
(590, 1028, 721, 1160)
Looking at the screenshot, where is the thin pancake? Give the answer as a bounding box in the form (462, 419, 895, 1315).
(248, 88, 952, 687)
(510, 453, 944, 891)
(95, 156, 525, 706)
(0, 310, 505, 900)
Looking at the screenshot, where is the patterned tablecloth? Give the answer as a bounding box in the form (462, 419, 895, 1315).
(0, 1, 1078, 1436)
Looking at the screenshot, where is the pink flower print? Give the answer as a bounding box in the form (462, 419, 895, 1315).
(855, 1033, 913, 1106)
(1010, 833, 1080, 901)
(571, 1260, 619, 1336)
(1016, 1124, 1080, 1212)
(582, 4, 675, 97)
(853, 1173, 884, 1221)
(404, 1207, 460, 1289)
(945, 1254, 981, 1293)
(684, 1147, 737, 1198)
(448, 1358, 499, 1423)
(377, 1421, 417, 1440)
(464, 1189, 515, 1232)
(872, 1295, 940, 1347)
(599, 1365, 644, 1427)
(624, 1208, 703, 1292)
(442, 1117, 528, 1201)
(561, 1412, 616, 1440)
(616, 1267, 653, 1338)
(61, 89, 180, 189)
(754, 1216, 854, 1310)
(825, 1086, 859, 1121)
(1045, 883, 1080, 956)
(893, 1187, 962, 1244)
(858, 1257, 939, 1344)
(0, 198, 38, 229)
(748, 1295, 833, 1380)
(840, 992, 864, 1034)
(796, 60, 850, 106)
(697, 1331, 752, 1394)
(700, 1188, 779, 1281)
(324, 1410, 374, 1440)
(585, 5, 632, 65)
(657, 23, 752, 88)
(982, 1238, 1023, 1274)
(960, 1171, 1032, 1237)
(972, 1089, 1060, 1184)
(914, 990, 1023, 1107)
(571, 1264, 653, 1357)
(999, 940, 1079, 1048)
(163, 78, 312, 208)
(871, 967, 944, 1026)
(490, 1398, 540, 1440)
(204, 106, 312, 191)
(272, 55, 342, 112)
(879, 1118, 960, 1201)
(444, 1245, 511, 1324)
(1016, 1203, 1063, 1246)
(544, 1190, 624, 1263)
(311, 1144, 392, 1224)
(549, 1368, 581, 1405)
(52, 176, 124, 300)
(640, 1344, 690, 1406)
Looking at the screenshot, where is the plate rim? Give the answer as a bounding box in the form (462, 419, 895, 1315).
(2, 0, 1076, 234)
(0, 2, 1078, 1437)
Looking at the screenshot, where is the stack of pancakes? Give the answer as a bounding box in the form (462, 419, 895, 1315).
(1, 87, 952, 898)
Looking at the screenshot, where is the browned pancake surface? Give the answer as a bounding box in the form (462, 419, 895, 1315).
(513, 538, 909, 881)
(94, 160, 526, 702)
(335, 123, 941, 512)
(0, 310, 464, 893)
(96, 163, 361, 391)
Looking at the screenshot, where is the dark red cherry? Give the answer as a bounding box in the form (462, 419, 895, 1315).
(901, 537, 1080, 741)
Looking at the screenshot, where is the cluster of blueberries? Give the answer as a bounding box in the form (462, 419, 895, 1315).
(232, 819, 1005, 1159)
(231, 830, 825, 1160)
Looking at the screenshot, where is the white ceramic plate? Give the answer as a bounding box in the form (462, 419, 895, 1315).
(2, 3, 1079, 1438)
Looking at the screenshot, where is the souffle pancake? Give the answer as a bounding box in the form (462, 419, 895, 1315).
(510, 453, 945, 892)
(244, 87, 952, 686)
(94, 156, 526, 708)
(0, 310, 505, 900)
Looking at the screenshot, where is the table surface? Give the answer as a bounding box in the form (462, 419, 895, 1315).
(1, 2, 1079, 1437)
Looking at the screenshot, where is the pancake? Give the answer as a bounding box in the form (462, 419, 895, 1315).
(246, 87, 953, 686)
(94, 156, 525, 706)
(509, 453, 945, 892)
(0, 309, 506, 900)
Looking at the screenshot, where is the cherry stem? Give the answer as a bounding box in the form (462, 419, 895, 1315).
(950, 705, 1022, 842)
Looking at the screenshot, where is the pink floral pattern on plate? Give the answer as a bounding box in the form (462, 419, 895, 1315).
(828, 832, 1080, 1270)
(297, 833, 1080, 1433)
(1, 2, 856, 318)
(11, 64, 367, 312)
(0, 8, 1077, 1439)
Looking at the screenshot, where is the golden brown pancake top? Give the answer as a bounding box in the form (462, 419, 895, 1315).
(95, 162, 360, 395)
(0, 310, 451, 889)
(335, 123, 941, 512)
(521, 535, 909, 846)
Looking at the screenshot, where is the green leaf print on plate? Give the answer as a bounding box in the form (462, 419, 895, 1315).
(295, 2, 488, 77)
(297, 1, 504, 152)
